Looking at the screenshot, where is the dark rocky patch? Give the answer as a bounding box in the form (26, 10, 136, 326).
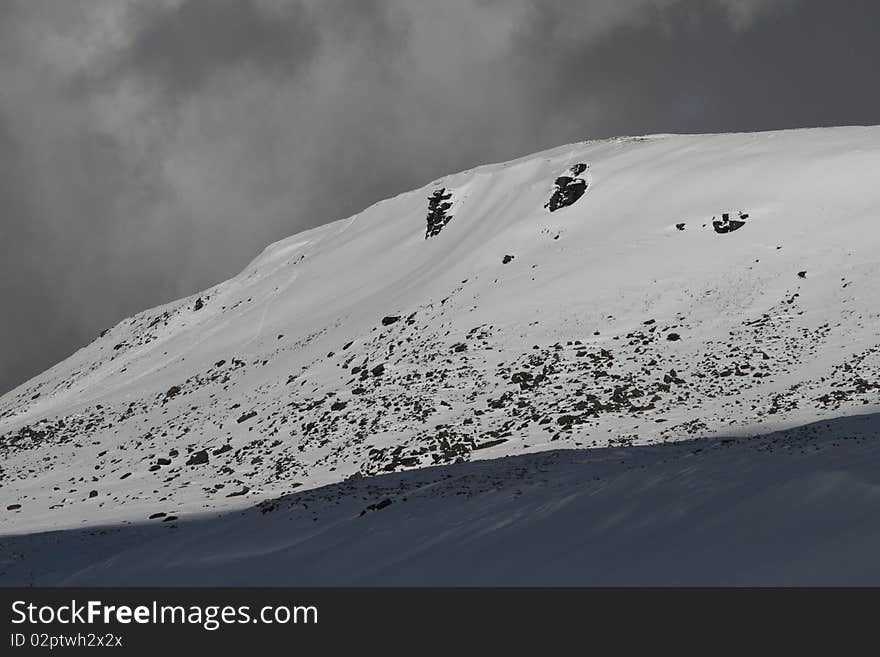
(545, 164, 588, 212)
(186, 450, 209, 466)
(425, 188, 454, 239)
(712, 212, 748, 234)
(236, 411, 258, 424)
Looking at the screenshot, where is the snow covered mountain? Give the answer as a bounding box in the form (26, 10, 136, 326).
(2, 125, 879, 556)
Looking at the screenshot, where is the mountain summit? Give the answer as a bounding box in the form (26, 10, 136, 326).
(2, 126, 880, 537)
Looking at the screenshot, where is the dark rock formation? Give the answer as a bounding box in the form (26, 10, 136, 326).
(425, 188, 454, 239)
(236, 410, 257, 424)
(712, 212, 748, 234)
(186, 449, 209, 466)
(545, 164, 589, 212)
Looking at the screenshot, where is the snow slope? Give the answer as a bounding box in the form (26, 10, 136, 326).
(2, 126, 880, 540)
(3, 412, 880, 585)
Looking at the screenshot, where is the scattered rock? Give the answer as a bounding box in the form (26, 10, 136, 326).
(193, 297, 204, 311)
(236, 410, 257, 424)
(186, 450, 209, 466)
(381, 316, 400, 326)
(472, 438, 508, 451)
(502, 254, 515, 264)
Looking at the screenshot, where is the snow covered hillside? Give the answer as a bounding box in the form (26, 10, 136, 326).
(3, 413, 880, 585)
(2, 126, 880, 539)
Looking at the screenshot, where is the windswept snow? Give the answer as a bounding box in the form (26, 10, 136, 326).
(3, 412, 879, 585)
(1, 126, 879, 561)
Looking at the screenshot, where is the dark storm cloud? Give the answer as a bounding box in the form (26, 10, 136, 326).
(507, 0, 880, 140)
(2, 0, 880, 395)
(118, 0, 320, 98)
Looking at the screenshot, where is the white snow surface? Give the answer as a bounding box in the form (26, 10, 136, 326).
(3, 414, 880, 585)
(1, 127, 879, 579)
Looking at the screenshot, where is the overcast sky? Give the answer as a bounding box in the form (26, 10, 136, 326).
(2, 0, 879, 394)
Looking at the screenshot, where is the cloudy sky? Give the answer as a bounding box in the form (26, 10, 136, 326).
(1, 0, 879, 394)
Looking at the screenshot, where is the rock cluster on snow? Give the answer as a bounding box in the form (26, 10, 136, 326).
(712, 212, 748, 234)
(425, 188, 453, 239)
(545, 163, 589, 212)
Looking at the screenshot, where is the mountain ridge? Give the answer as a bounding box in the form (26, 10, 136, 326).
(2, 125, 879, 535)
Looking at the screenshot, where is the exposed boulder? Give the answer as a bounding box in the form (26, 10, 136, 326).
(545, 164, 589, 212)
(236, 410, 257, 424)
(186, 449, 209, 466)
(712, 212, 748, 234)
